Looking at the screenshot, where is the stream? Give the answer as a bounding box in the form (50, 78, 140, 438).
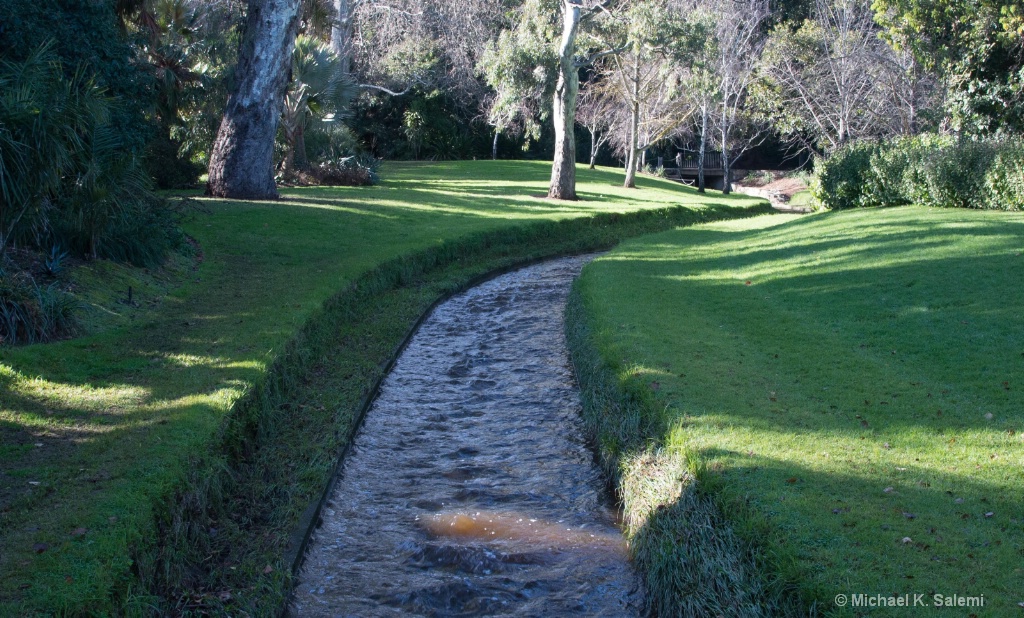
(290, 255, 641, 617)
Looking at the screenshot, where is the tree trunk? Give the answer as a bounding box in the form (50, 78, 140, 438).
(589, 128, 598, 169)
(492, 129, 499, 160)
(294, 123, 308, 170)
(697, 105, 708, 193)
(721, 109, 731, 195)
(331, 0, 353, 76)
(623, 61, 641, 189)
(207, 0, 301, 199)
(548, 0, 582, 200)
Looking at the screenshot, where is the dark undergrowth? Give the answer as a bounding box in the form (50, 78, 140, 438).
(565, 237, 814, 618)
(123, 201, 773, 615)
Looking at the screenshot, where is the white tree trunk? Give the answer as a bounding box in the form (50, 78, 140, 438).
(720, 108, 732, 195)
(548, 0, 583, 200)
(207, 0, 301, 199)
(331, 0, 353, 76)
(623, 61, 641, 188)
(698, 104, 708, 192)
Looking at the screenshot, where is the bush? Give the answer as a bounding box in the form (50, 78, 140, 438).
(810, 141, 878, 210)
(145, 134, 204, 190)
(279, 155, 381, 187)
(0, 268, 77, 345)
(863, 134, 951, 207)
(983, 142, 1024, 210)
(815, 136, 1024, 211)
(0, 43, 179, 268)
(919, 139, 996, 209)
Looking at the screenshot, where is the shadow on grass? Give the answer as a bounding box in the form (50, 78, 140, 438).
(571, 207, 1024, 616)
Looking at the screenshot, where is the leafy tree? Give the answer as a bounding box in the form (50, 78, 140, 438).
(0, 44, 175, 266)
(872, 0, 1024, 134)
(481, 0, 622, 200)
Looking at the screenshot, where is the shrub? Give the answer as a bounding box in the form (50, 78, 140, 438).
(145, 134, 204, 190)
(918, 139, 996, 209)
(816, 135, 1024, 212)
(280, 155, 382, 187)
(983, 142, 1024, 210)
(0, 269, 77, 345)
(863, 134, 951, 207)
(810, 141, 878, 210)
(0, 43, 179, 267)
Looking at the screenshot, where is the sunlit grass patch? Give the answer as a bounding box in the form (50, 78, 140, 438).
(575, 206, 1024, 615)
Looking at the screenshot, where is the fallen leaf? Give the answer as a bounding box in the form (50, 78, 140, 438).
(745, 280, 752, 285)
(883, 442, 891, 449)
(903, 512, 916, 519)
(218, 591, 232, 601)
(901, 537, 912, 544)
(70, 528, 87, 537)
(649, 381, 660, 390)
(786, 477, 798, 484)
(263, 565, 274, 574)
(884, 487, 895, 493)
(32, 543, 48, 554)
(985, 512, 994, 518)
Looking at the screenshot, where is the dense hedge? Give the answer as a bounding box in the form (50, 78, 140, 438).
(811, 135, 1024, 211)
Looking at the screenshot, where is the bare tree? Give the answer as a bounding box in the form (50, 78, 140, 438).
(756, 0, 930, 151)
(576, 83, 617, 168)
(602, 51, 692, 186)
(207, 0, 302, 199)
(708, 0, 768, 193)
(330, 0, 501, 102)
(596, 1, 679, 188)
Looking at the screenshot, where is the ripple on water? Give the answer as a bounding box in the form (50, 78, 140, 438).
(291, 255, 641, 617)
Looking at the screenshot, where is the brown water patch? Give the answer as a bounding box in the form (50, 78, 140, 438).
(422, 511, 626, 553)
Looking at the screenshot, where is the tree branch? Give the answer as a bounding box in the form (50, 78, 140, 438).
(359, 83, 412, 96)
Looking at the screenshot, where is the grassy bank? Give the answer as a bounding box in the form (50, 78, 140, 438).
(570, 206, 1024, 616)
(0, 160, 767, 614)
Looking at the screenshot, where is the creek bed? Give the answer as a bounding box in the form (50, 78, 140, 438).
(291, 255, 640, 617)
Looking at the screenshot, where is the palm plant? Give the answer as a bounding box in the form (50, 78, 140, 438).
(0, 43, 108, 255)
(280, 35, 356, 176)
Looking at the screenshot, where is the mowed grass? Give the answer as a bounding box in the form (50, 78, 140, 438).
(0, 160, 763, 613)
(575, 207, 1024, 615)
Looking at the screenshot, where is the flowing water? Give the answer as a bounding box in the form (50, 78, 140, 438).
(291, 255, 641, 617)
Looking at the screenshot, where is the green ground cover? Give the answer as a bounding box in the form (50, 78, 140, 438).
(0, 160, 766, 614)
(571, 206, 1024, 615)
(789, 189, 815, 209)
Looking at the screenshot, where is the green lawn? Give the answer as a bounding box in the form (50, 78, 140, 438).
(0, 160, 765, 614)
(574, 206, 1024, 615)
